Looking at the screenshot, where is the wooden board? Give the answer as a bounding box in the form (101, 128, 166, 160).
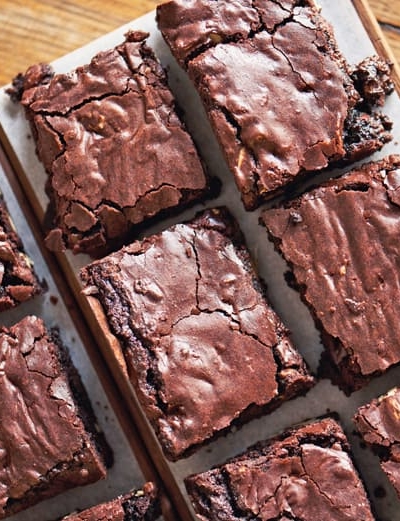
(0, 1, 400, 87)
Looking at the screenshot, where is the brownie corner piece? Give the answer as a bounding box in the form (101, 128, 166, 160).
(0, 315, 109, 518)
(15, 31, 211, 255)
(185, 416, 375, 520)
(120, 482, 161, 521)
(81, 207, 314, 460)
(59, 481, 160, 521)
(157, 0, 393, 209)
(353, 387, 400, 498)
(261, 154, 400, 394)
(0, 195, 41, 310)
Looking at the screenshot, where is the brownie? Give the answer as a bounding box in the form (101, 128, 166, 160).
(9, 31, 211, 255)
(59, 482, 160, 521)
(185, 417, 375, 520)
(0, 315, 110, 518)
(261, 155, 400, 393)
(0, 194, 41, 310)
(81, 207, 314, 461)
(157, 0, 393, 209)
(354, 387, 400, 498)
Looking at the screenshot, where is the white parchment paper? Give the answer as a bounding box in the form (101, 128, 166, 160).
(1, 2, 400, 519)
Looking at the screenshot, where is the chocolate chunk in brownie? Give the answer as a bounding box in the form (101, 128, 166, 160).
(354, 387, 400, 498)
(0, 194, 41, 310)
(157, 0, 393, 209)
(58, 482, 160, 521)
(0, 316, 110, 518)
(185, 417, 375, 521)
(261, 155, 400, 393)
(11, 31, 212, 255)
(81, 207, 314, 460)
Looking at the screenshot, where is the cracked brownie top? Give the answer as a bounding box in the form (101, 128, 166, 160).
(0, 316, 108, 518)
(157, 0, 393, 209)
(261, 155, 400, 393)
(354, 387, 400, 499)
(0, 195, 41, 310)
(81, 207, 314, 460)
(10, 31, 211, 255)
(185, 417, 376, 520)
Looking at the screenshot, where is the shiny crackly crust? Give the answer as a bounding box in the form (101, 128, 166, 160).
(12, 31, 210, 255)
(0, 316, 108, 518)
(262, 155, 400, 394)
(185, 417, 375, 521)
(354, 387, 400, 498)
(81, 207, 314, 460)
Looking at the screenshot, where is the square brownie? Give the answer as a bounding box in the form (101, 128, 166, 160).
(157, 0, 393, 209)
(10, 31, 211, 255)
(81, 207, 314, 460)
(185, 417, 375, 520)
(354, 387, 400, 498)
(58, 482, 160, 520)
(0, 194, 41, 310)
(261, 155, 400, 393)
(0, 315, 110, 518)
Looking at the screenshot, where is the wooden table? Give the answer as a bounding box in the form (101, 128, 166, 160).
(0, 0, 399, 87)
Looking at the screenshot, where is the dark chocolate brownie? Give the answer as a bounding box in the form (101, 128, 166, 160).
(59, 482, 160, 521)
(0, 315, 110, 518)
(157, 0, 393, 209)
(10, 31, 211, 255)
(0, 194, 41, 310)
(81, 207, 314, 460)
(354, 387, 400, 498)
(261, 155, 400, 393)
(185, 417, 375, 521)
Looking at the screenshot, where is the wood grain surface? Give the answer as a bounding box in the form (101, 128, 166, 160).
(369, 0, 400, 60)
(1, 0, 400, 86)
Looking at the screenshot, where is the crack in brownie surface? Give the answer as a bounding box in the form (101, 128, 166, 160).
(354, 387, 400, 498)
(81, 208, 314, 460)
(12, 31, 210, 255)
(185, 417, 375, 520)
(59, 482, 160, 521)
(0, 316, 108, 518)
(0, 196, 41, 310)
(157, 0, 393, 209)
(261, 155, 400, 393)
